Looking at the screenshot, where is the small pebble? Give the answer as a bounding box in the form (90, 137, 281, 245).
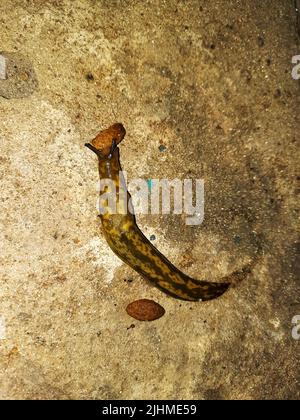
(274, 88, 281, 98)
(86, 72, 94, 81)
(150, 234, 156, 241)
(158, 144, 167, 152)
(233, 235, 241, 245)
(257, 36, 265, 47)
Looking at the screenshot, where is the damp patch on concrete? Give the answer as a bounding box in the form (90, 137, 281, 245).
(0, 52, 38, 99)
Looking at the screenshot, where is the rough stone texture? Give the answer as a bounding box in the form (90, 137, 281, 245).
(0, 51, 38, 98)
(0, 0, 299, 400)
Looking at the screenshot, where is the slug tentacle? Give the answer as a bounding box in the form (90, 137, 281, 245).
(86, 123, 248, 302)
(85, 143, 104, 158)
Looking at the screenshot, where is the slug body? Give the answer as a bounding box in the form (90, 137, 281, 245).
(86, 124, 230, 301)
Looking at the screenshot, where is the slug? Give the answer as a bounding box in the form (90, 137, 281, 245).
(85, 123, 241, 301)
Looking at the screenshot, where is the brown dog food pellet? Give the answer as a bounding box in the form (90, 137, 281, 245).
(126, 299, 165, 321)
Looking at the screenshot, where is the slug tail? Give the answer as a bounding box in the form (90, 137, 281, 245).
(102, 224, 233, 302)
(153, 275, 230, 302)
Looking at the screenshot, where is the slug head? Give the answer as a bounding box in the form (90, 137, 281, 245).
(85, 123, 126, 159)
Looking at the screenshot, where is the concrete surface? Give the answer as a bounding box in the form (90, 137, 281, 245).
(0, 0, 299, 400)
